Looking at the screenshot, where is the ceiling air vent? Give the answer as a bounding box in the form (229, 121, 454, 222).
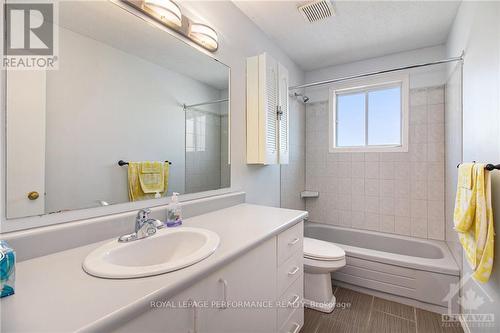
(298, 0, 335, 23)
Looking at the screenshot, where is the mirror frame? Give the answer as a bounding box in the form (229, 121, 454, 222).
(0, 0, 232, 233)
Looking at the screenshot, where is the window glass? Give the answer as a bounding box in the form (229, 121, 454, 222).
(336, 92, 365, 147)
(368, 87, 401, 145)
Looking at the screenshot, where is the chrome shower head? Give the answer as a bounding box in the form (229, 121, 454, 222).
(294, 92, 309, 103)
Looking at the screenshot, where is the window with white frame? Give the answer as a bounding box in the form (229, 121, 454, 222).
(329, 74, 409, 153)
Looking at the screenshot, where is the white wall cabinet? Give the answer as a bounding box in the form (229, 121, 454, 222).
(113, 222, 304, 333)
(246, 53, 289, 165)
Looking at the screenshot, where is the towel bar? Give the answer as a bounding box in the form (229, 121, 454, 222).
(456, 163, 500, 171)
(118, 160, 172, 166)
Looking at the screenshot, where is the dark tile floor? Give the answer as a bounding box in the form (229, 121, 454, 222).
(301, 287, 463, 333)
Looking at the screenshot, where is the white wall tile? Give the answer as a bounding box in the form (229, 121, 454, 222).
(427, 86, 444, 105)
(427, 162, 444, 180)
(380, 215, 395, 233)
(365, 162, 380, 179)
(338, 161, 352, 178)
(351, 161, 365, 178)
(394, 161, 411, 179)
(304, 87, 445, 240)
(364, 213, 380, 231)
(351, 152, 365, 162)
(410, 124, 428, 144)
(351, 178, 365, 195)
(365, 196, 379, 213)
(395, 197, 411, 217)
(411, 217, 428, 238)
(380, 197, 395, 215)
(380, 179, 394, 197)
(411, 200, 428, 218)
(410, 88, 427, 106)
(428, 143, 445, 162)
(351, 211, 365, 229)
(411, 180, 427, 199)
(410, 105, 427, 124)
(351, 195, 365, 212)
(339, 178, 352, 195)
(427, 123, 445, 143)
(365, 179, 380, 196)
(364, 152, 380, 161)
(428, 180, 445, 201)
(427, 103, 444, 123)
(395, 216, 411, 235)
(379, 161, 395, 179)
(339, 210, 352, 227)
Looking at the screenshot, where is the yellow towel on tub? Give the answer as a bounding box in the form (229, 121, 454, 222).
(454, 163, 495, 283)
(128, 162, 170, 201)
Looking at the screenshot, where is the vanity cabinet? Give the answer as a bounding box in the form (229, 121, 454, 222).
(246, 52, 289, 165)
(113, 222, 304, 333)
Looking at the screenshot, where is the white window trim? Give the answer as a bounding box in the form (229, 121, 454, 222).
(328, 73, 409, 153)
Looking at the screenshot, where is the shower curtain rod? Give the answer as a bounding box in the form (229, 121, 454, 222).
(289, 52, 464, 91)
(183, 98, 229, 110)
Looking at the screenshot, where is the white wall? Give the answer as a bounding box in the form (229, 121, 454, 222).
(446, 2, 500, 331)
(305, 45, 448, 103)
(43, 26, 224, 213)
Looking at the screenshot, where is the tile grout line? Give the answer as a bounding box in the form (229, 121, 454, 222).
(377, 309, 417, 322)
(365, 295, 375, 329)
(414, 307, 419, 333)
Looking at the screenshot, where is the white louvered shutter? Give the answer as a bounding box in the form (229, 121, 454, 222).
(265, 55, 279, 164)
(278, 63, 289, 164)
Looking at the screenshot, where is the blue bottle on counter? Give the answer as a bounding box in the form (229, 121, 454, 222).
(0, 240, 15, 298)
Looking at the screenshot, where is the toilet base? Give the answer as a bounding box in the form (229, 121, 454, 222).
(304, 272, 336, 313)
(304, 294, 336, 313)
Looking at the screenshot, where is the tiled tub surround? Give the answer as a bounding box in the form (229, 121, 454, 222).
(305, 86, 445, 240)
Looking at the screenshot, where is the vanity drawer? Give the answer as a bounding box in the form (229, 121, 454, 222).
(279, 305, 304, 333)
(277, 221, 303, 266)
(277, 274, 303, 329)
(277, 250, 303, 297)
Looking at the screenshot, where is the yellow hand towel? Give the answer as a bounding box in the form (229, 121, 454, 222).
(139, 162, 164, 194)
(454, 163, 495, 283)
(128, 162, 170, 201)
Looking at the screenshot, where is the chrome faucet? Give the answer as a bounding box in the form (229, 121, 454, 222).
(118, 208, 164, 242)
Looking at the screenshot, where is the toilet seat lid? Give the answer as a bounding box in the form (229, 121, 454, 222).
(304, 237, 345, 261)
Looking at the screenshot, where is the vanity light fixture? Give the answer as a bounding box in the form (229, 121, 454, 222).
(124, 0, 219, 52)
(188, 23, 219, 52)
(143, 0, 182, 27)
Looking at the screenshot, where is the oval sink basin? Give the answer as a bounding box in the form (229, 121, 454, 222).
(83, 227, 220, 278)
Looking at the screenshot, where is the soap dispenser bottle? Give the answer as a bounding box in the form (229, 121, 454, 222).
(166, 192, 182, 227)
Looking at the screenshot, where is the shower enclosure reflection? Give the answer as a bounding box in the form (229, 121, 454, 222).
(184, 98, 230, 193)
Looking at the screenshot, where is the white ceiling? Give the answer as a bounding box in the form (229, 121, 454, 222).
(234, 0, 461, 71)
(58, 1, 229, 90)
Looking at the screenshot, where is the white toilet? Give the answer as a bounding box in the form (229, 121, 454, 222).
(303, 237, 346, 313)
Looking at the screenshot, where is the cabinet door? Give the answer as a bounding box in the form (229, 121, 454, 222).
(277, 63, 289, 165)
(263, 54, 279, 165)
(198, 238, 277, 333)
(111, 283, 206, 333)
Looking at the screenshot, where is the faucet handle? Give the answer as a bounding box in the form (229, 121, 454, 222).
(137, 208, 151, 221)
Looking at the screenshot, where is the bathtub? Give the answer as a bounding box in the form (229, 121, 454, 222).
(305, 222, 460, 312)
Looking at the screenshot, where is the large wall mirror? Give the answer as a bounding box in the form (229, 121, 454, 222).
(5, 1, 230, 219)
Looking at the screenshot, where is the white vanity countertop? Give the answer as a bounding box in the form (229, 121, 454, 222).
(1, 204, 307, 333)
